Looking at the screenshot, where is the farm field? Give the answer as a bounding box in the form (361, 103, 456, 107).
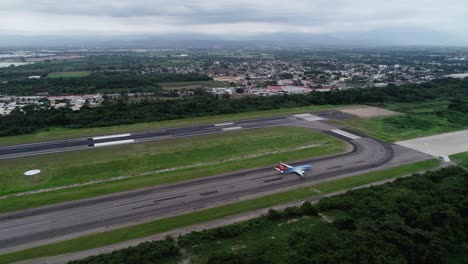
(47, 71, 92, 78)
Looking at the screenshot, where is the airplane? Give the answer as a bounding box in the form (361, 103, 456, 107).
(274, 162, 312, 179)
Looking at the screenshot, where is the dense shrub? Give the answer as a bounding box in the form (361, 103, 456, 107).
(68, 240, 179, 264)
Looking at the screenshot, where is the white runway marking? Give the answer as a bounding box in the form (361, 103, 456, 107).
(214, 122, 234, 127)
(330, 129, 361, 140)
(294, 113, 324, 121)
(93, 133, 131, 140)
(397, 129, 468, 161)
(222, 126, 242, 131)
(94, 139, 135, 147)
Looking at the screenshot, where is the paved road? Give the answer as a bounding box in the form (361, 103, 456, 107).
(0, 127, 395, 253)
(0, 110, 352, 160)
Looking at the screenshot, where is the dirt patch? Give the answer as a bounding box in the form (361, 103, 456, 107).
(319, 213, 333, 223)
(339, 106, 399, 118)
(231, 244, 246, 251)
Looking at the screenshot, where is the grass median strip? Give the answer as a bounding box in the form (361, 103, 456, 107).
(0, 159, 440, 264)
(0, 127, 339, 196)
(0, 128, 345, 213)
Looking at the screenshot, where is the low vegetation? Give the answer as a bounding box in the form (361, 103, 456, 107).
(0, 159, 440, 263)
(333, 100, 468, 142)
(67, 166, 468, 264)
(452, 152, 468, 168)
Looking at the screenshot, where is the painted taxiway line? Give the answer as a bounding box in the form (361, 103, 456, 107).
(92, 133, 131, 141)
(330, 129, 361, 140)
(93, 139, 135, 147)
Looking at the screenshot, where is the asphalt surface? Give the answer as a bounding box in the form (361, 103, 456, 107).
(0, 116, 297, 160)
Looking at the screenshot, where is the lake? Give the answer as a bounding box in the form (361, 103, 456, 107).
(0, 62, 33, 68)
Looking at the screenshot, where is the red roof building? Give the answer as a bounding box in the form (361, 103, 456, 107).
(266, 85, 282, 91)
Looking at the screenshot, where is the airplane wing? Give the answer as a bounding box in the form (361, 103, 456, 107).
(292, 169, 305, 179)
(280, 162, 293, 169)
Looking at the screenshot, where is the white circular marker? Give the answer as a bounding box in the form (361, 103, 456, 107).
(24, 169, 41, 176)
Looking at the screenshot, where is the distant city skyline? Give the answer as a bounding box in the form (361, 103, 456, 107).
(0, 0, 467, 46)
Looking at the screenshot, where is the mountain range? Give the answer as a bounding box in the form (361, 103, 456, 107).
(0, 27, 466, 48)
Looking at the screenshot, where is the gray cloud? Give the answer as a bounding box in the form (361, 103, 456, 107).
(0, 0, 466, 40)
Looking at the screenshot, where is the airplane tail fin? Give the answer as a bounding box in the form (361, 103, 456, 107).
(274, 162, 286, 173)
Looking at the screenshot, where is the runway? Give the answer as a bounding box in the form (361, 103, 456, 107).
(0, 111, 432, 254)
(1, 131, 391, 252)
(0, 110, 352, 160)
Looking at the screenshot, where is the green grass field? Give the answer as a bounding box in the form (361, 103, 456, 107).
(47, 71, 92, 78)
(452, 152, 468, 168)
(0, 127, 341, 196)
(0, 159, 439, 264)
(0, 127, 345, 212)
(0, 104, 341, 146)
(332, 101, 468, 142)
(159, 80, 227, 90)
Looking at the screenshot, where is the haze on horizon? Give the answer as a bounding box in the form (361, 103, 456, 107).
(0, 0, 467, 47)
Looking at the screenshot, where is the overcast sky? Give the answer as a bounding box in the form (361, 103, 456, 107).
(0, 0, 466, 38)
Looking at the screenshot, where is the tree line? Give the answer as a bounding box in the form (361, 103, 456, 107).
(0, 72, 212, 95)
(1, 77, 467, 137)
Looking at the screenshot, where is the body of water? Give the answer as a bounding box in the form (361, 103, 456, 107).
(447, 73, 468, 79)
(0, 62, 33, 68)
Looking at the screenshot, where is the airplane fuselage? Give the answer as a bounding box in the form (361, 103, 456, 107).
(282, 164, 312, 174)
